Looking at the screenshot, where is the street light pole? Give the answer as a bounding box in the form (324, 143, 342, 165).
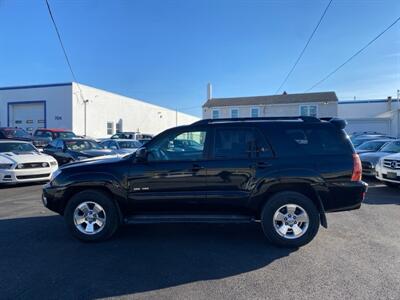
(83, 99, 89, 137)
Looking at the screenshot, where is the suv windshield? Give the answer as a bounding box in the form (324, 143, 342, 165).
(0, 142, 37, 153)
(380, 141, 400, 153)
(56, 132, 76, 139)
(65, 140, 103, 151)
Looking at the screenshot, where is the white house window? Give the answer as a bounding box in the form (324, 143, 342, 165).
(251, 107, 260, 118)
(300, 105, 317, 117)
(231, 108, 239, 118)
(212, 109, 220, 119)
(107, 122, 114, 135)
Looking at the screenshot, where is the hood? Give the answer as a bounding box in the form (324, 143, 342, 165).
(356, 149, 374, 154)
(0, 151, 55, 164)
(381, 153, 400, 160)
(360, 152, 393, 165)
(77, 149, 116, 157)
(61, 154, 124, 170)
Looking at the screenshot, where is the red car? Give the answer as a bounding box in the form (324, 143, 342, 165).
(32, 128, 77, 148)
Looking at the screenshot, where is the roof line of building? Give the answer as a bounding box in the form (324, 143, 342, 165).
(209, 91, 337, 101)
(339, 99, 391, 104)
(0, 82, 72, 91)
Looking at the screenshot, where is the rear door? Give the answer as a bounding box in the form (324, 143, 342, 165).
(201, 125, 274, 211)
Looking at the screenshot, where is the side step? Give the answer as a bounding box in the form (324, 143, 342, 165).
(124, 214, 256, 224)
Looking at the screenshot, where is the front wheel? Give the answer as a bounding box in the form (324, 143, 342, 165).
(64, 190, 120, 242)
(261, 192, 320, 248)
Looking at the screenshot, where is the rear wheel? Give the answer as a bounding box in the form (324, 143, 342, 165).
(64, 190, 120, 242)
(261, 191, 320, 248)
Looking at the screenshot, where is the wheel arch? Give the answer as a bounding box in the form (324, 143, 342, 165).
(255, 182, 327, 228)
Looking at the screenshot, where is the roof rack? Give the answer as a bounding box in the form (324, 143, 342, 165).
(192, 116, 321, 125)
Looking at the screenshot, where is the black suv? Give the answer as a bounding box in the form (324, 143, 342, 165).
(42, 117, 367, 247)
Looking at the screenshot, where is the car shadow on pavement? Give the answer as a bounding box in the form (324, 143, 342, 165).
(363, 184, 400, 205)
(0, 216, 294, 299)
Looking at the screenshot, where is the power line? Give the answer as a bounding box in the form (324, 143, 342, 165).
(306, 15, 400, 92)
(275, 0, 333, 95)
(45, 0, 84, 98)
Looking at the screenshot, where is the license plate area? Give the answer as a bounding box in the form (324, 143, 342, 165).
(387, 172, 398, 179)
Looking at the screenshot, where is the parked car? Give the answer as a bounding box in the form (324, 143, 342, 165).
(42, 116, 367, 248)
(351, 134, 394, 148)
(0, 127, 32, 141)
(355, 139, 392, 154)
(376, 153, 400, 187)
(101, 139, 142, 155)
(359, 140, 400, 176)
(32, 128, 76, 149)
(0, 140, 58, 184)
(43, 138, 116, 165)
(111, 132, 153, 141)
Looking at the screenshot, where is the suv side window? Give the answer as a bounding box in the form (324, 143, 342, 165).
(213, 127, 272, 159)
(282, 126, 351, 156)
(147, 130, 207, 161)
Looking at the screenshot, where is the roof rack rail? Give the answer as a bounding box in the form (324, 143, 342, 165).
(192, 116, 320, 125)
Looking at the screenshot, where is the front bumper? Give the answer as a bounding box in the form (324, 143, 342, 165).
(376, 165, 400, 183)
(42, 182, 67, 214)
(0, 166, 58, 184)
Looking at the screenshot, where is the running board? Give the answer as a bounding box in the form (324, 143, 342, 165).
(124, 214, 255, 224)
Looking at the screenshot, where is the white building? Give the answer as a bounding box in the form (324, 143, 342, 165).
(203, 91, 338, 119)
(338, 98, 400, 137)
(0, 82, 199, 138)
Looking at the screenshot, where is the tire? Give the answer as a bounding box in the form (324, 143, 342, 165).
(261, 191, 320, 248)
(64, 190, 120, 242)
(383, 181, 399, 188)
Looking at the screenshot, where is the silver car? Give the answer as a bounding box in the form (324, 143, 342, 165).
(101, 139, 142, 155)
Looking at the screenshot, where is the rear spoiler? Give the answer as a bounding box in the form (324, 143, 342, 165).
(320, 117, 347, 130)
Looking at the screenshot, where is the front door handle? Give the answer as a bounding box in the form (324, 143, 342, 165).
(192, 164, 204, 172)
(256, 162, 270, 169)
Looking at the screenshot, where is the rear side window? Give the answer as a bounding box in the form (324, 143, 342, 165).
(284, 127, 351, 155)
(213, 127, 272, 159)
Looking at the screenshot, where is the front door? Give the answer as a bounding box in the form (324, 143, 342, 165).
(127, 127, 209, 212)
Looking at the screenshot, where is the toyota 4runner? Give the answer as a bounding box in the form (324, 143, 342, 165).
(42, 116, 367, 247)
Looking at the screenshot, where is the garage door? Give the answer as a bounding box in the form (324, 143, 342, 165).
(345, 118, 391, 136)
(8, 102, 46, 134)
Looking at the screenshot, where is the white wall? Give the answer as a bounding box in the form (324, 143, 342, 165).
(72, 83, 199, 137)
(338, 101, 390, 118)
(203, 102, 337, 119)
(0, 84, 73, 130)
(338, 100, 400, 137)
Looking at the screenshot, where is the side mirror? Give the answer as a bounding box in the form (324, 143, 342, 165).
(135, 147, 148, 162)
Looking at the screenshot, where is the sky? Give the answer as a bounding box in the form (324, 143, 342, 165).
(0, 0, 399, 117)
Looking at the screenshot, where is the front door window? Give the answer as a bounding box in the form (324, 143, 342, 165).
(147, 130, 207, 161)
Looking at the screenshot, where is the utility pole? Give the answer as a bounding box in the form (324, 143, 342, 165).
(83, 99, 89, 137)
(175, 108, 178, 126)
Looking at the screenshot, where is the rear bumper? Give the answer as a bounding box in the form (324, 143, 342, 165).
(323, 181, 368, 213)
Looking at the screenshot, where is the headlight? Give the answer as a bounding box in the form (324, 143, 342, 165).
(50, 161, 58, 166)
(50, 169, 62, 182)
(0, 164, 13, 169)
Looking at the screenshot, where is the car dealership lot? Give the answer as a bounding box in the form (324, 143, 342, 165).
(0, 181, 399, 300)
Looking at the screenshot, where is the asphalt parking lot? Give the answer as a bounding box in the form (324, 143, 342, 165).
(0, 180, 399, 300)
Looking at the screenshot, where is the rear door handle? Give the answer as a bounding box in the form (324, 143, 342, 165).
(192, 164, 204, 172)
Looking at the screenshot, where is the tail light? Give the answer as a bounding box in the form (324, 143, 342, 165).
(352, 153, 362, 181)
